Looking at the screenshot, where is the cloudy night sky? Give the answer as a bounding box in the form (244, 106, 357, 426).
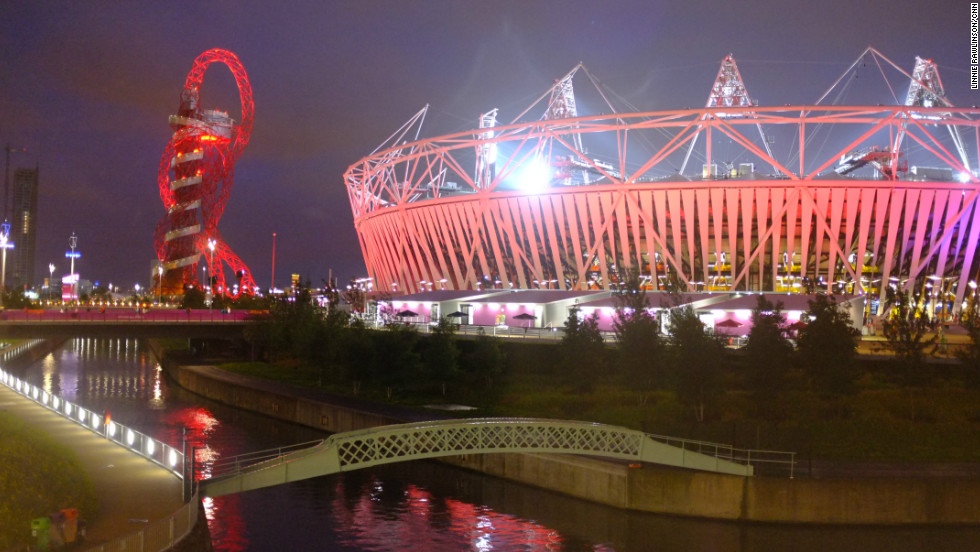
(1, 0, 973, 292)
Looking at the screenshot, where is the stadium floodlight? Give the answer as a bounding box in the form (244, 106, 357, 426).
(518, 157, 551, 193)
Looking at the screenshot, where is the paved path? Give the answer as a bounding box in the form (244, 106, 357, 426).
(0, 384, 184, 548)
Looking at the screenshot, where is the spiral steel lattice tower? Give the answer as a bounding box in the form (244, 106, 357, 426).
(156, 48, 257, 297)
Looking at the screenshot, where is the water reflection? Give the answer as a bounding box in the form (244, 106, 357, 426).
(18, 339, 980, 552)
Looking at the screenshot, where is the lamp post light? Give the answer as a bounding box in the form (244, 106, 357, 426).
(0, 221, 11, 304)
(65, 233, 80, 305)
(49, 263, 55, 303)
(157, 265, 164, 305)
(207, 238, 216, 315)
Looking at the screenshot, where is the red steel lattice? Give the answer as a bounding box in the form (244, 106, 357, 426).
(156, 48, 257, 297)
(345, 52, 980, 315)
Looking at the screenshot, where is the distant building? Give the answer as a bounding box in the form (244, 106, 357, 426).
(10, 167, 38, 289)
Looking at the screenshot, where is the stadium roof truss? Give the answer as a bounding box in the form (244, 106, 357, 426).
(346, 50, 980, 315)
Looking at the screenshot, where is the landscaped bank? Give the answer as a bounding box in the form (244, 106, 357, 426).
(151, 342, 979, 525)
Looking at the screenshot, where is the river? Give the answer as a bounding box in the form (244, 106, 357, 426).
(18, 338, 980, 551)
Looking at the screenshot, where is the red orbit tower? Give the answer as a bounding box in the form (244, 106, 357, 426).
(156, 48, 257, 297)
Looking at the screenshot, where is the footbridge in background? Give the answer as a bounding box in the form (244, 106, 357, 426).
(201, 418, 771, 498)
(0, 308, 250, 339)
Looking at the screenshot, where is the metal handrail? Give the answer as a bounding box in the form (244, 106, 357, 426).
(85, 488, 201, 552)
(0, 341, 203, 551)
(208, 440, 323, 478)
(646, 432, 797, 477)
(0, 367, 186, 481)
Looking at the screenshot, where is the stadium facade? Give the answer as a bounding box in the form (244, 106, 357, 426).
(346, 49, 980, 317)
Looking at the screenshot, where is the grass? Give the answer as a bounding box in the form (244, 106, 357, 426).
(214, 342, 980, 464)
(0, 412, 98, 550)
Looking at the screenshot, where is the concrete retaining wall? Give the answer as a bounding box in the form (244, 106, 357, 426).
(151, 343, 980, 525)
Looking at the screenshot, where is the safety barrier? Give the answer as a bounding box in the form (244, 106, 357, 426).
(0, 364, 186, 481)
(83, 489, 201, 552)
(645, 432, 797, 478)
(0, 340, 200, 551)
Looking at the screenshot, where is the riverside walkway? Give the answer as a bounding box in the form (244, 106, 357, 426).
(0, 383, 184, 548)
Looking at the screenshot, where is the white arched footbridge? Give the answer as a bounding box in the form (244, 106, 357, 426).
(201, 418, 776, 497)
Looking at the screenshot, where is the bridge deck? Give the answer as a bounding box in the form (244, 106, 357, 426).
(201, 418, 763, 498)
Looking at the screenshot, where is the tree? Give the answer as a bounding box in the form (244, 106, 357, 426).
(465, 330, 505, 389)
(90, 283, 112, 304)
(339, 318, 374, 395)
(243, 282, 321, 362)
(744, 295, 794, 414)
(179, 286, 207, 309)
(230, 292, 270, 311)
(612, 268, 665, 401)
(373, 324, 421, 399)
(796, 294, 860, 396)
(423, 317, 461, 395)
(0, 288, 34, 309)
(560, 306, 606, 392)
(341, 279, 367, 314)
(666, 305, 724, 422)
(879, 287, 937, 383)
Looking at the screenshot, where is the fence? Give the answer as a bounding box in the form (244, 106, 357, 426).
(83, 490, 201, 552)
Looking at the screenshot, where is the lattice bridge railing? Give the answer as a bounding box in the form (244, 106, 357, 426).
(334, 418, 644, 470)
(202, 418, 759, 497)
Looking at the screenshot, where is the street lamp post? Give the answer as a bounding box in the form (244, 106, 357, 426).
(157, 265, 164, 305)
(0, 221, 11, 304)
(49, 263, 55, 302)
(65, 233, 80, 305)
(207, 238, 216, 318)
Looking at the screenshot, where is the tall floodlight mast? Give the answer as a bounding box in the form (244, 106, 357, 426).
(541, 69, 588, 186)
(897, 57, 970, 173)
(680, 55, 775, 175)
(155, 48, 258, 297)
(545, 72, 584, 152)
(475, 109, 498, 190)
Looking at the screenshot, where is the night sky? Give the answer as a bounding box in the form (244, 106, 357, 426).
(1, 0, 972, 293)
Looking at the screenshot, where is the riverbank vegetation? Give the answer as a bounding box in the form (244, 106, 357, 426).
(0, 412, 97, 549)
(218, 284, 980, 463)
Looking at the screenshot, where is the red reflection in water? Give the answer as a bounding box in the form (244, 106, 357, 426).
(203, 495, 250, 552)
(161, 407, 249, 551)
(444, 497, 564, 551)
(161, 406, 218, 453)
(328, 476, 608, 551)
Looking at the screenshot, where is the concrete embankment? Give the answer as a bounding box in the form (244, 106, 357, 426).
(150, 342, 980, 525)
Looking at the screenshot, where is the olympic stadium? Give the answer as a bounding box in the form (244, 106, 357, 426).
(347, 48, 980, 317)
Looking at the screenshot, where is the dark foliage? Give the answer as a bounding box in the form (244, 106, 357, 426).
(667, 305, 725, 422)
(744, 295, 794, 416)
(613, 269, 665, 397)
(796, 294, 860, 396)
(560, 306, 606, 392)
(879, 287, 937, 384)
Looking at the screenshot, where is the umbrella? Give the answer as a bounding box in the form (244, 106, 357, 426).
(446, 311, 467, 319)
(788, 320, 808, 332)
(715, 318, 742, 328)
(396, 309, 419, 318)
(513, 312, 536, 328)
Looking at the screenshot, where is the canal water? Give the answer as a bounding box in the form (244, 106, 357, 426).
(18, 338, 980, 551)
